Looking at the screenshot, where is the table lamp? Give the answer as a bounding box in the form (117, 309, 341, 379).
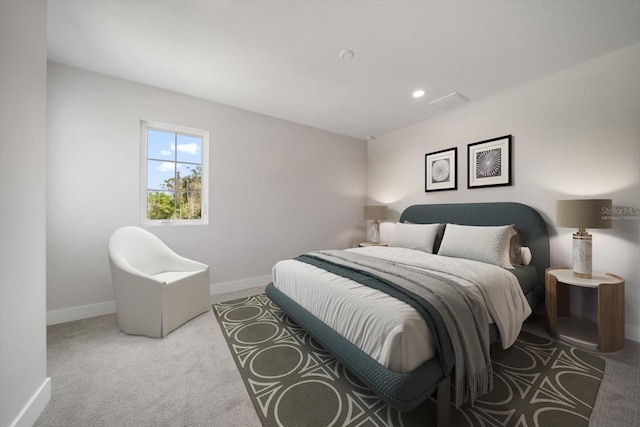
(556, 199, 612, 278)
(364, 205, 388, 244)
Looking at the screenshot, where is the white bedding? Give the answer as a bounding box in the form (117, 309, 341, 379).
(272, 246, 531, 373)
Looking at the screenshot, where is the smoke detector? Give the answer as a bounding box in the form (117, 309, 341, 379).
(339, 49, 355, 60)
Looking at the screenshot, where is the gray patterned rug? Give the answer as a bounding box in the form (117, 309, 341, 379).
(213, 294, 604, 427)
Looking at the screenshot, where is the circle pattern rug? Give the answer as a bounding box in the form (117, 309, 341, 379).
(213, 294, 605, 427)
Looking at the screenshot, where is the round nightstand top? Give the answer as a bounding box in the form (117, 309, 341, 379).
(548, 268, 622, 288)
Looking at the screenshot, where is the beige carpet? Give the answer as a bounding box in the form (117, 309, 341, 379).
(35, 308, 261, 427)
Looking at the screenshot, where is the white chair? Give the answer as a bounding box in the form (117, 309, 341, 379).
(108, 226, 211, 338)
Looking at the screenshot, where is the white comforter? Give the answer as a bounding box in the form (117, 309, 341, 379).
(272, 246, 532, 373)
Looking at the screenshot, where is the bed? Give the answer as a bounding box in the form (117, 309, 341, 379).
(265, 202, 549, 427)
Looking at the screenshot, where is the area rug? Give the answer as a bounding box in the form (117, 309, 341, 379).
(213, 294, 605, 427)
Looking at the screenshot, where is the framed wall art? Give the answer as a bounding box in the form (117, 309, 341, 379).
(467, 135, 512, 189)
(425, 147, 457, 192)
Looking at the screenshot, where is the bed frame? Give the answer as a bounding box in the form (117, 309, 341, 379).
(266, 202, 549, 427)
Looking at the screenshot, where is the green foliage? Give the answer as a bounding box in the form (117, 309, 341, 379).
(148, 191, 175, 219)
(147, 166, 202, 220)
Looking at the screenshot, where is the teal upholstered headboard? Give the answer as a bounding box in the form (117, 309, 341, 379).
(399, 202, 550, 304)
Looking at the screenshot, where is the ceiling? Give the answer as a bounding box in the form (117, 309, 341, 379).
(47, 0, 640, 140)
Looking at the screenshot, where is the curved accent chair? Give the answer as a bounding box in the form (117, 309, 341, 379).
(108, 226, 211, 338)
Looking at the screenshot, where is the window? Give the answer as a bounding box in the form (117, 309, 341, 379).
(140, 121, 209, 225)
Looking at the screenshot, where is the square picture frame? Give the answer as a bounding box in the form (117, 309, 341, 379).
(467, 135, 512, 189)
(425, 147, 457, 192)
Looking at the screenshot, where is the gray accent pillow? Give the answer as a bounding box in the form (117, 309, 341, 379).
(510, 228, 522, 265)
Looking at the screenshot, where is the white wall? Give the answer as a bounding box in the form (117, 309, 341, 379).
(0, 0, 51, 425)
(368, 43, 640, 341)
(46, 62, 366, 319)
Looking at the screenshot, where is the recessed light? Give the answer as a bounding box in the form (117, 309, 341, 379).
(412, 89, 426, 98)
(339, 49, 355, 60)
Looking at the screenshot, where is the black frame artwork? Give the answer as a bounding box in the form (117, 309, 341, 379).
(425, 147, 457, 192)
(467, 135, 512, 189)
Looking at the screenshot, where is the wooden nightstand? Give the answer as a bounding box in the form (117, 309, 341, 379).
(359, 241, 389, 247)
(545, 267, 625, 352)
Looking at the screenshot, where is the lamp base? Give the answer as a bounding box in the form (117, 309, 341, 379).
(572, 232, 592, 279)
(371, 220, 380, 244)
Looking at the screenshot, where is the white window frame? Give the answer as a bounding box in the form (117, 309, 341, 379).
(140, 120, 209, 226)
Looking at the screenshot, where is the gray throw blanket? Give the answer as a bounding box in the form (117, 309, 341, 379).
(302, 250, 493, 407)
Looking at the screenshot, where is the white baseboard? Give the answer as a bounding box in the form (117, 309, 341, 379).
(46, 275, 272, 326)
(47, 300, 116, 326)
(209, 274, 271, 296)
(10, 377, 51, 427)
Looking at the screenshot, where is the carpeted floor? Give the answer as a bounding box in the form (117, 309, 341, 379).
(35, 286, 640, 426)
(214, 294, 605, 427)
(35, 302, 261, 427)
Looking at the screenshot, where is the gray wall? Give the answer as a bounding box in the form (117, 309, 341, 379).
(46, 62, 367, 318)
(0, 0, 50, 425)
(368, 43, 640, 341)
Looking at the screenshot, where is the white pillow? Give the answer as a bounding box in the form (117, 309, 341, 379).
(389, 222, 442, 254)
(437, 224, 517, 268)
